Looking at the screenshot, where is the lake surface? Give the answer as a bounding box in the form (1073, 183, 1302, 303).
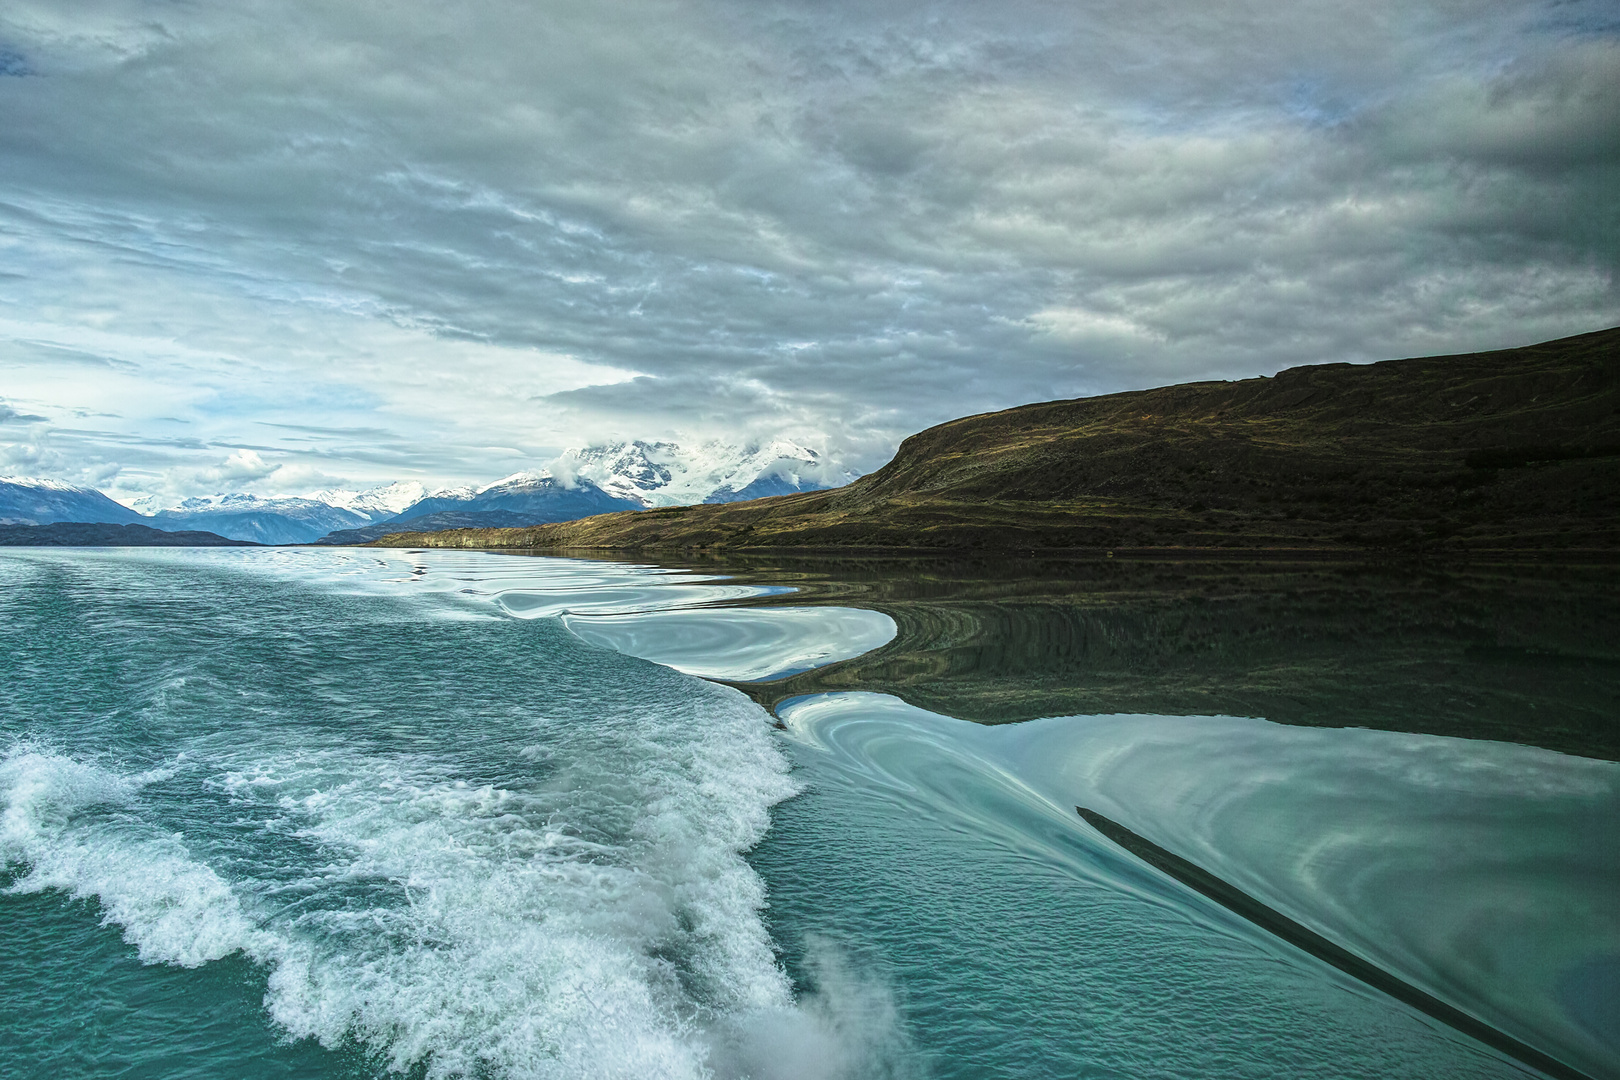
(2, 547, 1614, 1079)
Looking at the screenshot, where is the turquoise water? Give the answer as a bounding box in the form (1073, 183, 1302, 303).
(1, 549, 1603, 1078)
(766, 695, 1618, 1080)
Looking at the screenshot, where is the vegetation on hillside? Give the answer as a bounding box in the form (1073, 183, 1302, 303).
(374, 328, 1618, 553)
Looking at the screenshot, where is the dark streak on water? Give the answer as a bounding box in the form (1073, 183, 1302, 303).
(1075, 807, 1593, 1080)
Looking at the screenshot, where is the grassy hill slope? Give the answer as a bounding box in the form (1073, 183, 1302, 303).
(375, 327, 1618, 553)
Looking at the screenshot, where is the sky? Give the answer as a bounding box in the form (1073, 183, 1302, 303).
(1, 0, 1616, 500)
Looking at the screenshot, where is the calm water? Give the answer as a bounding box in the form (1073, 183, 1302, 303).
(1, 548, 1611, 1078)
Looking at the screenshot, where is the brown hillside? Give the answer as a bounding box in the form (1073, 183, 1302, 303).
(373, 327, 1619, 553)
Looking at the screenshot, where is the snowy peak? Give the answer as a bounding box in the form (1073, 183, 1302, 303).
(697, 440, 851, 504)
(391, 472, 639, 523)
(131, 494, 175, 515)
(557, 442, 680, 503)
(476, 471, 561, 496)
(305, 481, 430, 519)
(554, 440, 855, 507)
(0, 474, 100, 494)
(0, 475, 144, 526)
(143, 492, 335, 515)
(423, 485, 478, 502)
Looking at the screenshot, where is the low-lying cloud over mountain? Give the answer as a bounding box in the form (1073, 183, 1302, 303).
(1, 0, 1614, 500)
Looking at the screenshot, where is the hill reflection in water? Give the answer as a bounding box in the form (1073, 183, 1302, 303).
(671, 552, 1620, 761)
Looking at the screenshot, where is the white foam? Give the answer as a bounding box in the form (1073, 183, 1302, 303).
(224, 547, 787, 621)
(3, 723, 813, 1078)
(0, 548, 912, 1078)
(1, 747, 260, 968)
(709, 937, 917, 1080)
(232, 708, 804, 1077)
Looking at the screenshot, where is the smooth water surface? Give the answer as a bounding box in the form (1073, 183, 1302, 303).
(2, 548, 1601, 1079)
(771, 693, 1618, 1078)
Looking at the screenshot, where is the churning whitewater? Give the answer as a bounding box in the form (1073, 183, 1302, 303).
(0, 549, 888, 1079)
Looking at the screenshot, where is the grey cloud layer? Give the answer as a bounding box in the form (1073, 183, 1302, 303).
(1, 0, 1614, 495)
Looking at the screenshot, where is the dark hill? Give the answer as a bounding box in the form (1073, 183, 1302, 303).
(0, 522, 259, 546)
(314, 509, 554, 545)
(374, 327, 1619, 553)
(391, 476, 642, 521)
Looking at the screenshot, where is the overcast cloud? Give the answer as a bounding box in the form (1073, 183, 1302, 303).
(1, 0, 1615, 498)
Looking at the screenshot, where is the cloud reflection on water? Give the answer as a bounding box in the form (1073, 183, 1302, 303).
(777, 693, 1620, 1080)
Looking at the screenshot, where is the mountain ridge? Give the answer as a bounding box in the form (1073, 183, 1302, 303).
(389, 474, 642, 523)
(1, 439, 850, 544)
(138, 494, 373, 545)
(368, 327, 1620, 554)
(555, 439, 856, 507)
(0, 476, 145, 527)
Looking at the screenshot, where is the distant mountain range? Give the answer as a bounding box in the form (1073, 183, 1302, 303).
(304, 441, 851, 544)
(0, 441, 855, 545)
(385, 473, 641, 523)
(130, 494, 376, 546)
(127, 482, 434, 545)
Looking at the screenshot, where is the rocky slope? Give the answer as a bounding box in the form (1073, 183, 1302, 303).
(372, 327, 1619, 554)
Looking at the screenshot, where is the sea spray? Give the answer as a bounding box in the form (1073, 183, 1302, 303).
(0, 745, 260, 969)
(708, 936, 920, 1080)
(0, 548, 907, 1079)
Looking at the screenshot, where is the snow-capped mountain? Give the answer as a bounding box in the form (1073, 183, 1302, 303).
(367, 441, 856, 539)
(391, 473, 642, 522)
(0, 476, 145, 526)
(378, 440, 856, 531)
(305, 481, 431, 522)
(140, 493, 373, 546)
(556, 440, 857, 507)
(1, 444, 856, 545)
(122, 481, 434, 543)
